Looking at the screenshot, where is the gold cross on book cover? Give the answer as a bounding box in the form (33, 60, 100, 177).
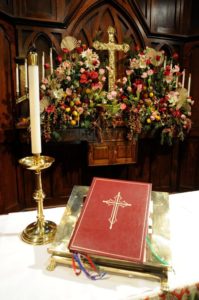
(103, 192, 132, 229)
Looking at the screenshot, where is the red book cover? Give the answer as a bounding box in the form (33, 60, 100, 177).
(68, 177, 152, 263)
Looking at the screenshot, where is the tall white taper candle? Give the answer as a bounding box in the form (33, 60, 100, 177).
(163, 56, 167, 69)
(188, 73, 191, 97)
(28, 52, 42, 154)
(16, 64, 19, 94)
(182, 69, 185, 88)
(50, 48, 53, 75)
(24, 58, 28, 89)
(42, 51, 45, 80)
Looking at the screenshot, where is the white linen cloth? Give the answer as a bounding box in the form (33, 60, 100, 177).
(0, 191, 199, 300)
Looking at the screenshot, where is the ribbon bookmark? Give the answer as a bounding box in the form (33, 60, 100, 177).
(72, 252, 107, 280)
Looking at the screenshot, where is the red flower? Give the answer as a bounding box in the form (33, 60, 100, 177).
(89, 71, 98, 80)
(44, 63, 50, 69)
(56, 55, 62, 63)
(134, 45, 140, 52)
(76, 47, 83, 54)
(80, 73, 89, 84)
(156, 55, 161, 61)
(92, 60, 98, 66)
(164, 70, 170, 76)
(172, 52, 179, 60)
(45, 105, 55, 113)
(62, 48, 70, 53)
(172, 110, 181, 117)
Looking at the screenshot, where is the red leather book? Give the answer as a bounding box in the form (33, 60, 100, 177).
(68, 177, 152, 263)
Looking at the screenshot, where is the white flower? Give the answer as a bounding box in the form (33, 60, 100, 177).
(52, 88, 65, 100)
(40, 96, 50, 113)
(81, 48, 100, 70)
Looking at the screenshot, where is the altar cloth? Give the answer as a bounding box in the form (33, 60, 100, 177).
(0, 191, 199, 300)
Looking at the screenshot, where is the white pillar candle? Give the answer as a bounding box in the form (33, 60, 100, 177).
(16, 64, 19, 94)
(187, 73, 191, 96)
(182, 69, 185, 88)
(24, 58, 28, 89)
(28, 52, 42, 154)
(50, 48, 53, 75)
(42, 51, 45, 80)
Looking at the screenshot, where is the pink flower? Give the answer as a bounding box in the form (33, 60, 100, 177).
(92, 82, 103, 90)
(111, 90, 117, 98)
(120, 103, 127, 110)
(172, 65, 180, 73)
(99, 68, 105, 75)
(137, 84, 143, 93)
(80, 68, 85, 73)
(107, 93, 113, 100)
(141, 72, 148, 78)
(66, 88, 72, 96)
(62, 61, 71, 69)
(122, 77, 128, 84)
(126, 69, 133, 76)
(77, 107, 84, 114)
(42, 78, 48, 84)
(147, 69, 154, 76)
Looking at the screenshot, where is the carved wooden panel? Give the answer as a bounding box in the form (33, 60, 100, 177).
(122, 139, 180, 192)
(151, 0, 182, 34)
(134, 0, 151, 27)
(0, 20, 16, 140)
(0, 20, 19, 213)
(66, 2, 147, 48)
(88, 141, 137, 166)
(183, 42, 199, 135)
(178, 139, 199, 191)
(20, 0, 57, 20)
(0, 0, 13, 14)
(190, 0, 199, 34)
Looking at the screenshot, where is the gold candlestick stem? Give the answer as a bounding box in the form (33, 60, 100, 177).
(19, 155, 57, 245)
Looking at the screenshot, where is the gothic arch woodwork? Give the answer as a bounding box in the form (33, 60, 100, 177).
(65, 1, 148, 49)
(17, 27, 63, 57)
(63, 1, 149, 79)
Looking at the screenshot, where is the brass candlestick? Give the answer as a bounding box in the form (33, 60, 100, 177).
(19, 155, 57, 245)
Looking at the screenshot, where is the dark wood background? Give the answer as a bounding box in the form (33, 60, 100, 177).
(0, 0, 199, 214)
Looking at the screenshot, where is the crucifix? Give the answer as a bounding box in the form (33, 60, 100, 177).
(103, 192, 131, 229)
(93, 26, 129, 91)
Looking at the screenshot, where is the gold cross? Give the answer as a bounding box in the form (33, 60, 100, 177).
(93, 26, 129, 92)
(103, 192, 131, 229)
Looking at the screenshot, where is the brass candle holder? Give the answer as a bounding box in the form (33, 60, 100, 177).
(19, 154, 57, 245)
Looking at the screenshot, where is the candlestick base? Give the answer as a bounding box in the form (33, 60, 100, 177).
(21, 220, 57, 245)
(19, 155, 57, 245)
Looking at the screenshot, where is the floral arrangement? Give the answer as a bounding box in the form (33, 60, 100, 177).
(40, 39, 194, 145)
